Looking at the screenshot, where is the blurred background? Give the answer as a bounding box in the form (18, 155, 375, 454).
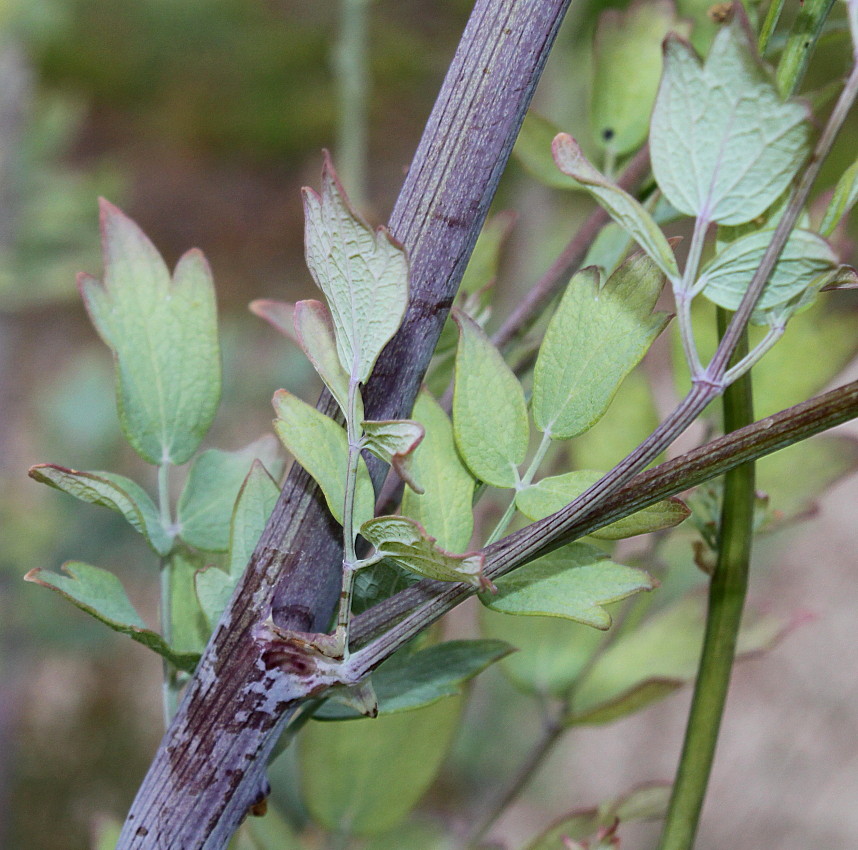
(1, 1, 858, 848)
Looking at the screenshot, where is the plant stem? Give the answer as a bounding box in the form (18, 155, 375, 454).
(758, 0, 786, 55)
(335, 0, 370, 208)
(675, 215, 709, 378)
(775, 0, 837, 97)
(657, 310, 755, 850)
(336, 378, 364, 657)
(156, 461, 179, 725)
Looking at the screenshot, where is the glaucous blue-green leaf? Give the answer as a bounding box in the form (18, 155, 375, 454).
(566, 593, 785, 724)
(525, 783, 671, 850)
(452, 310, 528, 488)
(79, 199, 221, 465)
(177, 435, 282, 552)
(272, 389, 374, 528)
(532, 257, 669, 440)
(248, 298, 296, 341)
(360, 515, 490, 590)
(819, 156, 858, 236)
(516, 470, 690, 539)
(699, 228, 837, 320)
(480, 607, 608, 696)
(300, 696, 461, 835)
(361, 419, 425, 493)
(24, 562, 200, 672)
(401, 391, 475, 553)
(169, 551, 209, 655)
(195, 460, 280, 628)
(591, 0, 690, 156)
(650, 14, 811, 225)
(316, 639, 512, 719)
(553, 135, 679, 279)
(303, 154, 409, 383)
(293, 298, 361, 419)
(514, 112, 580, 189)
(28, 464, 172, 555)
(352, 559, 418, 615)
(482, 544, 654, 629)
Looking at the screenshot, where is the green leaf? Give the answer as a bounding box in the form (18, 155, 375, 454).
(516, 470, 690, 540)
(452, 310, 528, 488)
(232, 803, 301, 850)
(401, 390, 476, 553)
(532, 257, 669, 440)
(177, 435, 282, 552)
(28, 464, 172, 555)
(481, 544, 654, 629)
(303, 154, 409, 383)
(195, 460, 281, 628)
(480, 606, 608, 697)
(514, 111, 580, 190)
(361, 419, 425, 493)
(567, 594, 785, 724)
(460, 210, 516, 296)
(79, 199, 221, 465)
(819, 156, 858, 236)
(591, 0, 690, 157)
(525, 783, 671, 850)
(360, 515, 490, 590)
(272, 390, 375, 528)
(699, 228, 837, 320)
(24, 562, 200, 673)
(300, 697, 461, 835)
(169, 551, 209, 655)
(248, 298, 296, 341)
(316, 639, 512, 719)
(294, 298, 363, 420)
(552, 135, 679, 279)
(650, 15, 811, 225)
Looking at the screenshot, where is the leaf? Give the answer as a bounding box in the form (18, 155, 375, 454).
(232, 803, 301, 850)
(169, 551, 210, 655)
(514, 111, 580, 190)
(177, 435, 282, 552)
(79, 199, 221, 465)
(300, 697, 461, 835)
(316, 639, 512, 719)
(460, 210, 516, 295)
(819, 156, 858, 236)
(525, 783, 671, 850)
(650, 14, 811, 225)
(293, 298, 364, 420)
(272, 389, 375, 528)
(248, 298, 296, 341)
(401, 390, 476, 553)
(361, 419, 425, 493)
(28, 464, 172, 555)
(360, 515, 490, 590)
(481, 544, 654, 629)
(24, 562, 200, 673)
(195, 461, 280, 628)
(532, 257, 669, 440)
(566, 593, 785, 724)
(452, 310, 528, 488)
(516, 470, 689, 540)
(591, 0, 690, 157)
(303, 153, 409, 383)
(552, 135, 679, 279)
(699, 228, 837, 320)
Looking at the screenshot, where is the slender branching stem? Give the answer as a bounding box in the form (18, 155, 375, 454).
(723, 322, 785, 385)
(758, 0, 786, 55)
(775, 0, 837, 97)
(675, 214, 710, 378)
(156, 461, 179, 725)
(658, 311, 755, 850)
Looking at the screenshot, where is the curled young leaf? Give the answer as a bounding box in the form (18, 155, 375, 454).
(650, 12, 811, 225)
(28, 464, 172, 556)
(452, 310, 528, 489)
(532, 256, 669, 440)
(79, 200, 221, 465)
(361, 419, 425, 493)
(360, 515, 491, 591)
(248, 298, 296, 342)
(273, 390, 375, 528)
(552, 135, 679, 279)
(303, 153, 409, 383)
(514, 111, 580, 190)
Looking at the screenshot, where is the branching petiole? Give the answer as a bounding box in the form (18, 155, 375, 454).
(674, 214, 710, 379)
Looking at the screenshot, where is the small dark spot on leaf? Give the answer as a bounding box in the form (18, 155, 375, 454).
(602, 128, 615, 141)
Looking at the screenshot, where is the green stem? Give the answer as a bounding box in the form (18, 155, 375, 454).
(335, 0, 370, 208)
(157, 461, 180, 725)
(335, 378, 364, 657)
(485, 430, 553, 546)
(657, 310, 755, 850)
(775, 0, 837, 97)
(758, 0, 786, 56)
(675, 214, 709, 379)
